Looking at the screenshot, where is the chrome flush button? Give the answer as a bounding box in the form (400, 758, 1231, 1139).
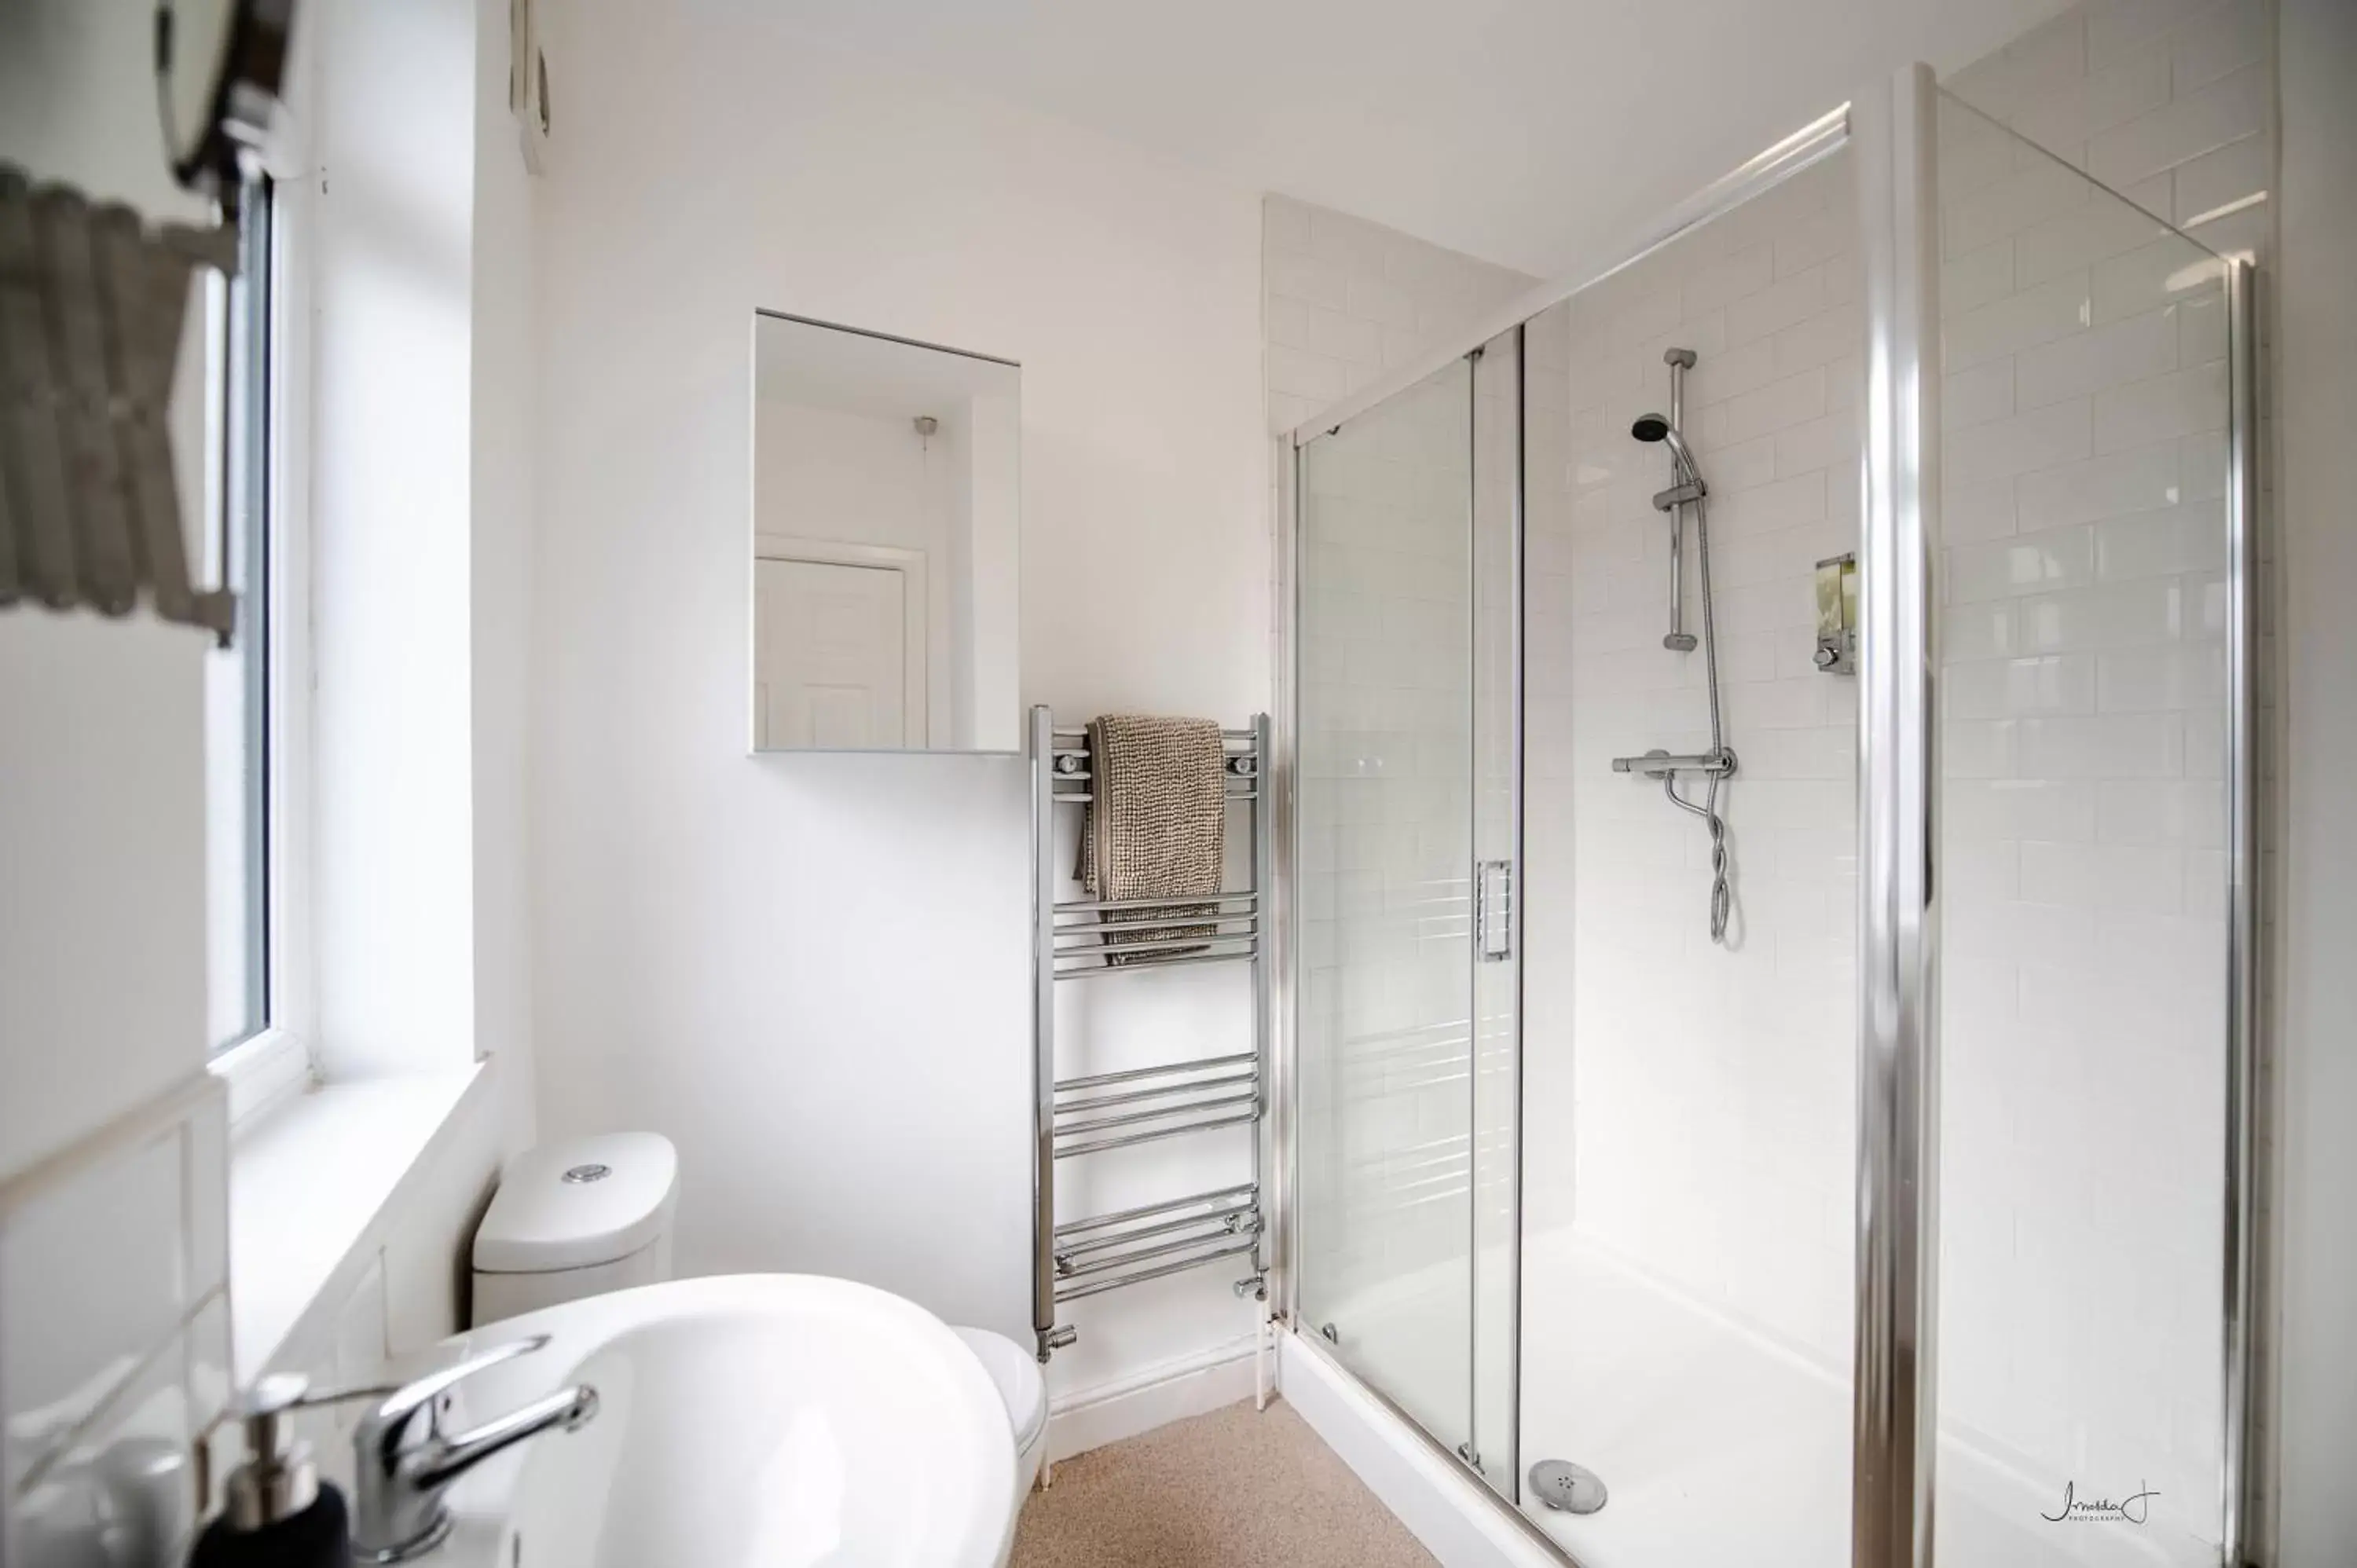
(561, 1163, 611, 1184)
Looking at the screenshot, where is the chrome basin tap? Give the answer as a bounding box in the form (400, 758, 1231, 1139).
(350, 1335, 599, 1563)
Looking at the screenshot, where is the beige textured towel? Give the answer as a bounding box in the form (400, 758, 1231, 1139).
(1079, 714, 1226, 962)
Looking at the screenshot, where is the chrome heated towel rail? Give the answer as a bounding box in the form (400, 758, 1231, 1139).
(1030, 705, 1272, 1361)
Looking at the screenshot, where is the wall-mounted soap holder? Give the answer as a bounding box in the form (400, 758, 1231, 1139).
(1813, 552, 1857, 676)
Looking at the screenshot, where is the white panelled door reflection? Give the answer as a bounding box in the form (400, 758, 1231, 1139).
(754, 557, 912, 749)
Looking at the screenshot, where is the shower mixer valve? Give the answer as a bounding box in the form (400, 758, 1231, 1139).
(1610, 747, 1736, 779)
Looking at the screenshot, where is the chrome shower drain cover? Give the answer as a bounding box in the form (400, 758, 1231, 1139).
(1529, 1459, 1607, 1515)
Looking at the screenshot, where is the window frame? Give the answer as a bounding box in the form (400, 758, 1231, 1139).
(214, 169, 273, 1057)
(212, 110, 320, 1133)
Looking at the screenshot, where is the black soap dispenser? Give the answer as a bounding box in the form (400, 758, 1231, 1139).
(188, 1375, 350, 1568)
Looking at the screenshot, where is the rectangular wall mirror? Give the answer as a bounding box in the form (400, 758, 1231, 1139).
(750, 312, 1021, 753)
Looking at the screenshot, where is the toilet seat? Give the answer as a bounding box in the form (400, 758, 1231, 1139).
(951, 1328, 1047, 1452)
(951, 1326, 1048, 1494)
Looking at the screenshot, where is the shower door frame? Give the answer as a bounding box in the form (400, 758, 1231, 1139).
(1270, 68, 2261, 1568)
(1850, 64, 1940, 1568)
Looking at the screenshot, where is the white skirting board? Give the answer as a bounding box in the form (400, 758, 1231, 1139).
(1043, 1332, 1263, 1465)
(1277, 1329, 1563, 1568)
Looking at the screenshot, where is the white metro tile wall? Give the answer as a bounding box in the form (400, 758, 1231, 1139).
(2, 1080, 230, 1565)
(1945, 0, 2274, 263)
(1265, 196, 1535, 437)
(1931, 82, 2236, 1563)
(1523, 151, 1863, 1372)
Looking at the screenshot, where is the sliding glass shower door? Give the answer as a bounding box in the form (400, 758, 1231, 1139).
(1295, 352, 1476, 1452)
(1292, 329, 1523, 1486)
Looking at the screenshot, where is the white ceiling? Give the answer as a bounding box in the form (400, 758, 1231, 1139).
(736, 0, 2074, 277)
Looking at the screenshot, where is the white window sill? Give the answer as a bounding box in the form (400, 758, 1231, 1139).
(226, 1062, 487, 1377)
(211, 1025, 317, 1134)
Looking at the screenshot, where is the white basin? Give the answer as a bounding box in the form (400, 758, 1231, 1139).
(420, 1273, 1017, 1568)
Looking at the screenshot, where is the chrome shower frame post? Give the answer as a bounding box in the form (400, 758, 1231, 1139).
(2221, 255, 2260, 1568)
(1853, 61, 1940, 1568)
(1252, 706, 1277, 1407)
(1272, 436, 1303, 1345)
(1462, 343, 1483, 1471)
(1029, 703, 1061, 1364)
(1504, 321, 1529, 1500)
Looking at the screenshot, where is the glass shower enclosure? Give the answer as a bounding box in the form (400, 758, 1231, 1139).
(1280, 64, 2258, 1568)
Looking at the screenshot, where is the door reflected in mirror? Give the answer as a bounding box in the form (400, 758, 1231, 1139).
(750, 313, 1021, 753)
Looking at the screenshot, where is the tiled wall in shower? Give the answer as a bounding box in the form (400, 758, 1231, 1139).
(1945, 0, 2271, 264)
(1523, 149, 1866, 1371)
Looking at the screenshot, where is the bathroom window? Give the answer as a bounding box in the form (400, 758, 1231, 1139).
(205, 169, 277, 1057)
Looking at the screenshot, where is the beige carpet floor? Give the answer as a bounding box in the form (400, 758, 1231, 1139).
(1010, 1397, 1439, 1567)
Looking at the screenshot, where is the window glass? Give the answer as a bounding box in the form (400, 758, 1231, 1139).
(206, 172, 273, 1053)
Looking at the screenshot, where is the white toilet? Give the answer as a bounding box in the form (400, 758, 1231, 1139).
(471, 1132, 1048, 1500)
(947, 1324, 1049, 1497)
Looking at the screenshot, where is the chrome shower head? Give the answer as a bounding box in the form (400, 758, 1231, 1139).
(1630, 413, 1701, 482)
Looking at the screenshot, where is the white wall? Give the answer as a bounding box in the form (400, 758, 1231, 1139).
(2269, 0, 2357, 1558)
(529, 0, 1266, 1409)
(757, 402, 959, 559)
(308, 0, 480, 1079)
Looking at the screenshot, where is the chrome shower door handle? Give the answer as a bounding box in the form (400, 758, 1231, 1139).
(1476, 859, 1513, 962)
